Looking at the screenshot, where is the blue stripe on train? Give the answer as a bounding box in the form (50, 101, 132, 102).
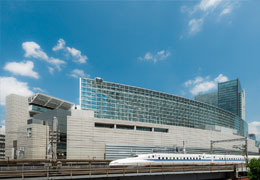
(145, 159, 244, 162)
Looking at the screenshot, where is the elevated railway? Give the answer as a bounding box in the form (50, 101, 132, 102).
(0, 159, 247, 180)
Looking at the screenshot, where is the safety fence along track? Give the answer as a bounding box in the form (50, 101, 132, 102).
(0, 159, 244, 179)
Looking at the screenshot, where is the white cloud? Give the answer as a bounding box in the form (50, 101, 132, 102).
(0, 125, 5, 134)
(70, 69, 89, 79)
(138, 50, 170, 63)
(4, 61, 39, 79)
(191, 81, 216, 95)
(33, 87, 46, 93)
(215, 73, 228, 83)
(52, 39, 65, 51)
(0, 77, 33, 105)
(189, 18, 204, 35)
(53, 38, 88, 64)
(198, 0, 223, 12)
(48, 67, 54, 75)
(67, 47, 88, 64)
(248, 121, 260, 141)
(184, 74, 228, 95)
(220, 8, 231, 16)
(22, 41, 48, 60)
(182, 0, 238, 36)
(184, 76, 204, 87)
(142, 52, 153, 61)
(48, 57, 66, 71)
(22, 41, 66, 70)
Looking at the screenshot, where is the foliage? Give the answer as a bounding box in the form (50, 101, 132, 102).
(246, 158, 260, 180)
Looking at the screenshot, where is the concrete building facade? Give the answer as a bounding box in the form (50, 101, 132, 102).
(5, 93, 73, 159)
(66, 109, 259, 160)
(4, 78, 259, 160)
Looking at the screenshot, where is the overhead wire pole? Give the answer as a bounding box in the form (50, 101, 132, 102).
(245, 137, 248, 164)
(210, 137, 248, 163)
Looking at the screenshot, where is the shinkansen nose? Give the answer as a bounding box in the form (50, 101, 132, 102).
(109, 160, 120, 166)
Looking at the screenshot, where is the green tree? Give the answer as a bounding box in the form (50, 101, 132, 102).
(246, 158, 260, 180)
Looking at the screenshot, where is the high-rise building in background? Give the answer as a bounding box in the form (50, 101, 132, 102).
(218, 79, 245, 120)
(241, 90, 246, 120)
(195, 79, 245, 120)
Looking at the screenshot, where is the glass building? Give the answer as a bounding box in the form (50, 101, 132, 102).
(218, 79, 245, 119)
(80, 78, 248, 137)
(195, 92, 218, 106)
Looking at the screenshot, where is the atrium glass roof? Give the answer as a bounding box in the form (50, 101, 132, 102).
(28, 93, 74, 110)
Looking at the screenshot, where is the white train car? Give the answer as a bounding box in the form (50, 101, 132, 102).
(109, 153, 260, 167)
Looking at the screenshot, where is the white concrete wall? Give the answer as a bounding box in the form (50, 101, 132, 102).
(18, 124, 49, 159)
(5, 94, 29, 158)
(5, 94, 49, 159)
(67, 110, 259, 160)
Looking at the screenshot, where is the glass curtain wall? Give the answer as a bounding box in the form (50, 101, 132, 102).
(80, 78, 247, 136)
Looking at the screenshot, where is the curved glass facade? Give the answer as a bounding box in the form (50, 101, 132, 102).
(80, 78, 248, 137)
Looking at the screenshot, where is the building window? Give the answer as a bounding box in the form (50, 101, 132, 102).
(95, 123, 114, 128)
(116, 124, 134, 130)
(154, 128, 168, 133)
(27, 128, 32, 137)
(136, 126, 152, 132)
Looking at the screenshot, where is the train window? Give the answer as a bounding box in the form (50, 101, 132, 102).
(152, 155, 154, 158)
(166, 157, 168, 160)
(148, 156, 150, 158)
(176, 157, 178, 160)
(184, 157, 186, 160)
(162, 157, 164, 159)
(158, 157, 160, 159)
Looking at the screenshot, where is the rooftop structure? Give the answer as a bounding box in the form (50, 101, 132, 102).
(29, 93, 74, 110)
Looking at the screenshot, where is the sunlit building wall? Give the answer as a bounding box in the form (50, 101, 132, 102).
(80, 78, 247, 137)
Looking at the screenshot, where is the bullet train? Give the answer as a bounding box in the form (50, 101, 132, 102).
(109, 153, 260, 167)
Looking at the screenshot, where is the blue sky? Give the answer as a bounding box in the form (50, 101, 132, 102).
(0, 0, 260, 138)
